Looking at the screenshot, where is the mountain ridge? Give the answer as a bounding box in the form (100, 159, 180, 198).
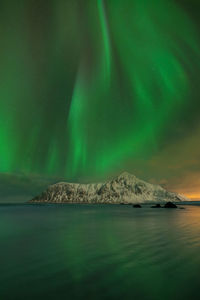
(30, 172, 189, 204)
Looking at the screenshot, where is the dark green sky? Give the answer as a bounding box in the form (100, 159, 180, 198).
(0, 0, 200, 202)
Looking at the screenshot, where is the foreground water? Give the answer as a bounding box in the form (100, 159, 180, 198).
(0, 204, 200, 300)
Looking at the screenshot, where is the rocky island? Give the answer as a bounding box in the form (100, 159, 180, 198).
(30, 172, 189, 204)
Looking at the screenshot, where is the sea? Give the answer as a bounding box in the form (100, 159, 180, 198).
(0, 202, 200, 300)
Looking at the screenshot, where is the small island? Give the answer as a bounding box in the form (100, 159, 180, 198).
(30, 172, 189, 204)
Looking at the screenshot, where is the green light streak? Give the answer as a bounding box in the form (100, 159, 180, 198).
(66, 0, 198, 178)
(0, 0, 199, 180)
(97, 0, 112, 81)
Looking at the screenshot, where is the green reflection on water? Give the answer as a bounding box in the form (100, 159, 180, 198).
(0, 204, 200, 300)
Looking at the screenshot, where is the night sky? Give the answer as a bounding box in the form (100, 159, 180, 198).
(0, 0, 200, 202)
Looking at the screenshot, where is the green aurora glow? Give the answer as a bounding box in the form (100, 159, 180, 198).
(0, 0, 200, 191)
(67, 0, 199, 178)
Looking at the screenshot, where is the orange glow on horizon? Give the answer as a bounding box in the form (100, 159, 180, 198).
(184, 193, 200, 200)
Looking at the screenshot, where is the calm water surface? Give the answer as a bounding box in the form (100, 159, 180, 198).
(0, 204, 200, 300)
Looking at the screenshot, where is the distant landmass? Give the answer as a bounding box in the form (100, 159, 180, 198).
(29, 172, 189, 204)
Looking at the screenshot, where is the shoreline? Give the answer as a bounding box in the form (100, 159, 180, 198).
(1, 201, 200, 206)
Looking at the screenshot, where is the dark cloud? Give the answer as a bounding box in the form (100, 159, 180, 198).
(0, 172, 64, 203)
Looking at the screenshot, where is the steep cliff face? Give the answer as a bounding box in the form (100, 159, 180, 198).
(30, 172, 189, 204)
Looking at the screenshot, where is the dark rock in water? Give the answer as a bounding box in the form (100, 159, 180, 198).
(120, 202, 125, 205)
(164, 202, 177, 208)
(133, 204, 142, 208)
(151, 204, 162, 208)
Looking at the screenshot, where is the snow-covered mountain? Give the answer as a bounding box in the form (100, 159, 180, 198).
(30, 172, 189, 204)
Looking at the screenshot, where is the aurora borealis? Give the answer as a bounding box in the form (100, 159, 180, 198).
(0, 0, 200, 201)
